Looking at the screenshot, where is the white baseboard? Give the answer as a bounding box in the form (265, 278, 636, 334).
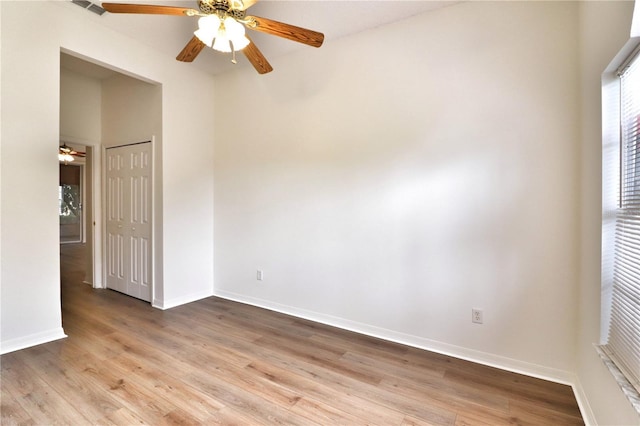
(572, 378, 597, 426)
(153, 289, 214, 310)
(214, 289, 577, 386)
(0, 327, 67, 355)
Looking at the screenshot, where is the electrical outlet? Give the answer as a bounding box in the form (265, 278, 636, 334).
(257, 270, 263, 281)
(472, 308, 483, 324)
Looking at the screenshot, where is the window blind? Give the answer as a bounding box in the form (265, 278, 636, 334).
(605, 48, 640, 394)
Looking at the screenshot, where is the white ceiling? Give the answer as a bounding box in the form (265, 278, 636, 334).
(71, 0, 456, 76)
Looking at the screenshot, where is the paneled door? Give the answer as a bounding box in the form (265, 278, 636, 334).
(105, 142, 152, 302)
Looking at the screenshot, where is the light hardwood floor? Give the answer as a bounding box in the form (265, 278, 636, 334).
(1, 244, 584, 425)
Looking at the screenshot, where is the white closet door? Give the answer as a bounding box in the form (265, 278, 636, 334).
(105, 142, 152, 302)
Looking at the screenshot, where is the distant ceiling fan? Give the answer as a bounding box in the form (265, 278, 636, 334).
(59, 144, 86, 163)
(102, 0, 325, 74)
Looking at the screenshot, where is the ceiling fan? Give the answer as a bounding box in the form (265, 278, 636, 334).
(101, 0, 325, 74)
(59, 144, 86, 163)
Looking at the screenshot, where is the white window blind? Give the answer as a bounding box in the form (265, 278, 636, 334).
(604, 47, 640, 395)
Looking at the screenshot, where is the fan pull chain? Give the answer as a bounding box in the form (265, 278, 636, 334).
(229, 41, 237, 64)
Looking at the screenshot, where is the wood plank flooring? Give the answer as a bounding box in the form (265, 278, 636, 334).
(1, 243, 584, 425)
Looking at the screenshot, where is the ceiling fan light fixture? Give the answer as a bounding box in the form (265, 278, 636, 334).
(102, 1, 324, 74)
(59, 152, 75, 163)
(195, 15, 249, 53)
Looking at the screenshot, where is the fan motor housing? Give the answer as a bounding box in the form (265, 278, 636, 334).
(198, 0, 229, 14)
(198, 0, 246, 19)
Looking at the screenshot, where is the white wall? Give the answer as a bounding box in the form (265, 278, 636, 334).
(0, 0, 3, 339)
(102, 74, 161, 146)
(1, 1, 67, 351)
(577, 1, 639, 425)
(0, 0, 215, 353)
(214, 1, 581, 380)
(60, 68, 102, 143)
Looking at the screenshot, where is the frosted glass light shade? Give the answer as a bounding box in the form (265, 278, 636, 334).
(194, 15, 249, 52)
(59, 153, 74, 163)
(194, 15, 221, 47)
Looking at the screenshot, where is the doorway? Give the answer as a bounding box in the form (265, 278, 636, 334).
(60, 51, 162, 304)
(59, 163, 83, 244)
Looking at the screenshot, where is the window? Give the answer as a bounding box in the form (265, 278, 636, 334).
(600, 43, 640, 412)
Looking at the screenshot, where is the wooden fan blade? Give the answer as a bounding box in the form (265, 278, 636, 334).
(243, 37, 273, 74)
(177, 36, 206, 62)
(102, 3, 198, 16)
(246, 16, 324, 48)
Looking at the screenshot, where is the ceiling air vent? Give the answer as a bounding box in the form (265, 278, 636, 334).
(71, 0, 106, 16)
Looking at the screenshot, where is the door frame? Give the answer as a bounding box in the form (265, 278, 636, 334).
(102, 138, 156, 304)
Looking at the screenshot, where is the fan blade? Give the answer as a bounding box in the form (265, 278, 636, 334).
(246, 16, 324, 48)
(102, 3, 198, 16)
(243, 37, 273, 74)
(177, 36, 206, 62)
